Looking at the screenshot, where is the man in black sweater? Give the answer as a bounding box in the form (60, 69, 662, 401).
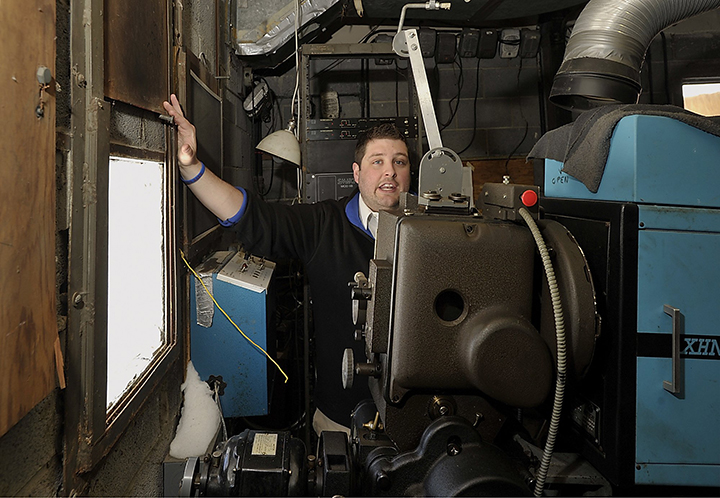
(163, 94, 412, 433)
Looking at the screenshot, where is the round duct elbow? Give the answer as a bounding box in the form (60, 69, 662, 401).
(550, 0, 720, 112)
(550, 57, 642, 111)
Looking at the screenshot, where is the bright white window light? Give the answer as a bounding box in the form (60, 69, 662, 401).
(682, 82, 720, 117)
(107, 156, 166, 409)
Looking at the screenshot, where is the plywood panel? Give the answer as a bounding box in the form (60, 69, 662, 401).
(469, 157, 536, 197)
(0, 0, 58, 437)
(684, 92, 720, 117)
(105, 0, 168, 112)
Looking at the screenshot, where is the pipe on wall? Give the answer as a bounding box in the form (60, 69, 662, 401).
(550, 0, 720, 110)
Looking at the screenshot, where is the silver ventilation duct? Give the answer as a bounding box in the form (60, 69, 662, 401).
(550, 0, 720, 111)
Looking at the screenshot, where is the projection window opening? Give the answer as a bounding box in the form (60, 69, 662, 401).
(106, 156, 168, 410)
(682, 81, 720, 117)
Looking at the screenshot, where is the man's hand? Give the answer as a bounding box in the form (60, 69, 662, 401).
(163, 94, 200, 169)
(162, 94, 245, 220)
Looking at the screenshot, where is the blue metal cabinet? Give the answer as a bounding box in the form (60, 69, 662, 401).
(544, 115, 720, 208)
(189, 251, 274, 418)
(542, 115, 720, 487)
(635, 207, 720, 485)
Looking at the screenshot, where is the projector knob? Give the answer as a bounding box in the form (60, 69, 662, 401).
(352, 298, 367, 326)
(342, 348, 355, 389)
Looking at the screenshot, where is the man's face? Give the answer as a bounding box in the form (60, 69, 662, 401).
(353, 138, 411, 212)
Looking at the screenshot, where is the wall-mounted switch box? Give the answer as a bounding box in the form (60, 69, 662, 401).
(459, 28, 480, 58)
(500, 29, 520, 59)
(520, 29, 541, 58)
(478, 28, 498, 58)
(435, 32, 457, 64)
(418, 28, 437, 58)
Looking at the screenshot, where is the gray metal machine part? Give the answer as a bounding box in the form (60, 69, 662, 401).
(179, 430, 306, 497)
(363, 416, 532, 496)
(349, 183, 598, 454)
(393, 27, 474, 210)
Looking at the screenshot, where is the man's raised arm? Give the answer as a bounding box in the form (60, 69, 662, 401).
(163, 94, 244, 221)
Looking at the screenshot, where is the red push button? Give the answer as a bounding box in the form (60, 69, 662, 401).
(520, 189, 538, 207)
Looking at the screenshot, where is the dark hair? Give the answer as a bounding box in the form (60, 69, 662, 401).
(354, 123, 408, 165)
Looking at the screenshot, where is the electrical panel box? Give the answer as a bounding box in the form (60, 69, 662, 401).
(435, 32, 457, 64)
(459, 28, 480, 58)
(542, 115, 720, 488)
(520, 29, 541, 58)
(478, 28, 498, 58)
(499, 29, 520, 58)
(190, 250, 276, 417)
(418, 28, 437, 58)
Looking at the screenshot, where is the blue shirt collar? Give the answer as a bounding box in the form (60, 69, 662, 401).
(345, 192, 373, 238)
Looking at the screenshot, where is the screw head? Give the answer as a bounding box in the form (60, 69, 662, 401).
(72, 292, 84, 309)
(376, 471, 391, 490)
(447, 442, 461, 456)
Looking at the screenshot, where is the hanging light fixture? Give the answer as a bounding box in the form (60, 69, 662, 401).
(256, 118, 301, 166)
(255, 0, 303, 169)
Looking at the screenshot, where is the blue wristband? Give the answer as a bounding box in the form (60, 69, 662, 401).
(218, 187, 248, 227)
(181, 163, 205, 185)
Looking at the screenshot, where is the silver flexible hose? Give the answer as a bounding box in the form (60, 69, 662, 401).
(565, 0, 720, 69)
(551, 0, 720, 108)
(518, 208, 567, 497)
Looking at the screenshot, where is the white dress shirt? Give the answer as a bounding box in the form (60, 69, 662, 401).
(357, 194, 378, 238)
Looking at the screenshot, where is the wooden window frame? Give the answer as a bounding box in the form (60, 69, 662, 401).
(63, 0, 180, 492)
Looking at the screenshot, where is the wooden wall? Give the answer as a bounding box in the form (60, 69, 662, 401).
(0, 0, 59, 437)
(470, 157, 536, 195)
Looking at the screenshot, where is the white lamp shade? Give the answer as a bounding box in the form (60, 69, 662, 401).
(256, 129, 301, 166)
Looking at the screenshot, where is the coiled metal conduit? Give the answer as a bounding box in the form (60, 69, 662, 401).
(518, 208, 567, 497)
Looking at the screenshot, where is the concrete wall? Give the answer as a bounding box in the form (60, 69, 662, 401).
(0, 390, 64, 496)
(640, 10, 720, 107)
(252, 26, 545, 203)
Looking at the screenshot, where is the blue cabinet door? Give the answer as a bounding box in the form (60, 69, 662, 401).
(635, 207, 720, 485)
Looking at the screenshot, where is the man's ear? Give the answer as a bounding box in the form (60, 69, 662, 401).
(352, 162, 360, 183)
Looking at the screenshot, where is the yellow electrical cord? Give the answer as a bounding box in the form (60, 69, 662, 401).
(180, 250, 288, 383)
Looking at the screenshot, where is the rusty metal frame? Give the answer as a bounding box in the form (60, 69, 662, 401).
(104, 0, 169, 112)
(64, 0, 179, 493)
(182, 48, 225, 259)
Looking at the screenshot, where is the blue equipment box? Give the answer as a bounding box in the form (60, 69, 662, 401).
(544, 114, 720, 207)
(189, 250, 275, 418)
(542, 114, 720, 487)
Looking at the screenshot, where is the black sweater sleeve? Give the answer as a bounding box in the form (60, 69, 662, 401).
(230, 190, 332, 263)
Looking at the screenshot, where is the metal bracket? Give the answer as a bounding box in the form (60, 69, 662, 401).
(393, 24, 473, 209)
(417, 147, 469, 209)
(662, 304, 683, 397)
(393, 28, 443, 151)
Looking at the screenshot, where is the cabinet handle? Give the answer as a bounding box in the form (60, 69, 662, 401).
(662, 304, 682, 396)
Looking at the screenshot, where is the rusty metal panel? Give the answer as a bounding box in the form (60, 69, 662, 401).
(105, 0, 168, 113)
(0, 0, 58, 438)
